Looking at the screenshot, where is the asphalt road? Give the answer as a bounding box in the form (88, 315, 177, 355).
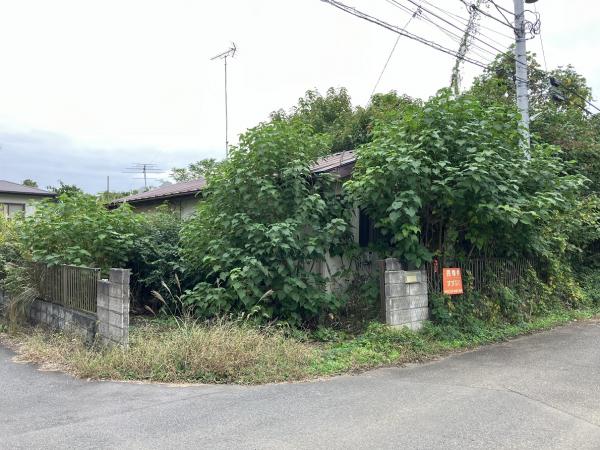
(2, 320, 600, 449)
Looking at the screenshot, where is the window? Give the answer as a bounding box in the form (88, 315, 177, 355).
(1, 203, 25, 219)
(358, 209, 386, 248)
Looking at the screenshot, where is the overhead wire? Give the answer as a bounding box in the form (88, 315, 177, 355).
(400, 0, 513, 57)
(323, 0, 600, 113)
(463, 0, 515, 30)
(370, 9, 420, 97)
(320, 0, 492, 70)
(420, 0, 514, 41)
(533, 3, 548, 71)
(385, 0, 497, 62)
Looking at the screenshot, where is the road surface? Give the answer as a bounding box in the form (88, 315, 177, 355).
(2, 320, 600, 449)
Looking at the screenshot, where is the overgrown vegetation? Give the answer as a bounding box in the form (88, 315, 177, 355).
(3, 305, 598, 384)
(180, 119, 352, 324)
(1, 49, 600, 385)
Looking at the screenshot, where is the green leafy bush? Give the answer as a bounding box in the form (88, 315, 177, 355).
(127, 206, 183, 307)
(18, 193, 141, 271)
(180, 119, 353, 324)
(346, 89, 585, 267)
(0, 216, 22, 283)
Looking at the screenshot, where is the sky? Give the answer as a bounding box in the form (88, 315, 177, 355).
(0, 0, 598, 193)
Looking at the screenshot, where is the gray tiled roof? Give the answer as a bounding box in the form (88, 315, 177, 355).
(114, 150, 358, 205)
(0, 180, 55, 197)
(113, 177, 207, 204)
(310, 149, 357, 173)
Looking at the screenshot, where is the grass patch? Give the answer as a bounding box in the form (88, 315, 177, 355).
(2, 307, 599, 384)
(2, 320, 317, 384)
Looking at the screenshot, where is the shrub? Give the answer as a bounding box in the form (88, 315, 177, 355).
(180, 119, 353, 325)
(18, 193, 141, 271)
(127, 206, 183, 308)
(346, 89, 586, 267)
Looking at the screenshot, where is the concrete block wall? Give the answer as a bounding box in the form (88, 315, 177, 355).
(96, 269, 130, 347)
(381, 258, 429, 331)
(21, 267, 130, 347)
(28, 299, 96, 343)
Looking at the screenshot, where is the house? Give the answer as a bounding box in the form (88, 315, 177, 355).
(112, 150, 358, 218)
(111, 178, 207, 219)
(112, 150, 369, 289)
(0, 180, 56, 219)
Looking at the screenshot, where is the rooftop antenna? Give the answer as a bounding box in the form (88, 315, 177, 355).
(211, 42, 237, 157)
(123, 163, 163, 191)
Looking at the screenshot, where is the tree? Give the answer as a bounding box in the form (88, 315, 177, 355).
(346, 89, 585, 267)
(469, 50, 600, 193)
(180, 119, 352, 324)
(21, 179, 38, 188)
(47, 180, 84, 197)
(171, 159, 220, 182)
(273, 87, 421, 154)
(96, 190, 139, 204)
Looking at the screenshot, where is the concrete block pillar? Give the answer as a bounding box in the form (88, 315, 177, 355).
(380, 258, 429, 331)
(96, 268, 130, 346)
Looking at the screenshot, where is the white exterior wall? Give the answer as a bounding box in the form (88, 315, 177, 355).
(0, 193, 45, 217)
(320, 207, 378, 292)
(129, 195, 201, 219)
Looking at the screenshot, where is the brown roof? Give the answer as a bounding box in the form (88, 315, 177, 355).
(113, 178, 207, 205)
(113, 150, 357, 205)
(0, 180, 55, 197)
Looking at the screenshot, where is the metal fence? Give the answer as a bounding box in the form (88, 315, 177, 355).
(425, 257, 534, 295)
(31, 263, 101, 314)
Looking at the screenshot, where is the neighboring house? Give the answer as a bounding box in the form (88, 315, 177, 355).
(111, 150, 370, 289)
(112, 151, 358, 219)
(0, 180, 56, 219)
(111, 178, 207, 219)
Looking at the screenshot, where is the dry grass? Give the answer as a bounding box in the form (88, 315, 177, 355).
(3, 307, 598, 385)
(4, 320, 318, 384)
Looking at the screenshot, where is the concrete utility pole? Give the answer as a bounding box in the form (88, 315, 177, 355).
(513, 0, 534, 158)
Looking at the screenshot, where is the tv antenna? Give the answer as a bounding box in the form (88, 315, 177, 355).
(123, 163, 163, 191)
(211, 42, 237, 157)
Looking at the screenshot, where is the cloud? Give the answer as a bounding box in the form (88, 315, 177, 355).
(0, 127, 217, 193)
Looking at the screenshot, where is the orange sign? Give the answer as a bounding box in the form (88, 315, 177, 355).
(443, 268, 463, 295)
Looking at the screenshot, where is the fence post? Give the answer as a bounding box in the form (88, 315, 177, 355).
(61, 265, 67, 306)
(96, 268, 130, 347)
(380, 258, 429, 330)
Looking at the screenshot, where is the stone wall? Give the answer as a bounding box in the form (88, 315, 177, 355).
(380, 258, 429, 330)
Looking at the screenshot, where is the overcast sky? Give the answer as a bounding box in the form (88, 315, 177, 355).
(1, 0, 598, 193)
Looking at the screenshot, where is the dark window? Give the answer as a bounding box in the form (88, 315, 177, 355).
(1, 203, 25, 219)
(359, 209, 388, 248)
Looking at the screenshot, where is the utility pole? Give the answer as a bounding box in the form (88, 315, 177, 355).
(211, 43, 237, 157)
(513, 0, 535, 158)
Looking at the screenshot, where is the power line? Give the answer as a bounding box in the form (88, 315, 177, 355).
(487, 0, 514, 28)
(486, 0, 514, 17)
(420, 0, 514, 40)
(370, 9, 420, 98)
(401, 0, 510, 57)
(386, 0, 497, 62)
(533, 3, 548, 71)
(463, 0, 515, 30)
(320, 0, 491, 69)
